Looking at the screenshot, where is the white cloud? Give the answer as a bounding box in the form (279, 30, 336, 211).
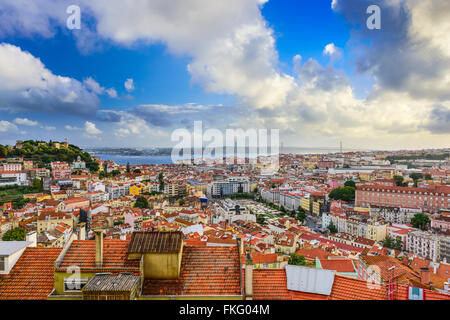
(41, 125, 56, 131)
(13, 117, 38, 126)
(84, 121, 102, 135)
(65, 125, 81, 131)
(0, 43, 99, 116)
(0, 0, 449, 149)
(331, 0, 338, 10)
(105, 88, 118, 98)
(0, 120, 18, 132)
(323, 43, 342, 61)
(124, 78, 135, 92)
(83, 77, 118, 98)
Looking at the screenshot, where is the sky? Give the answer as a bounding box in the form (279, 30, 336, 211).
(0, 0, 449, 150)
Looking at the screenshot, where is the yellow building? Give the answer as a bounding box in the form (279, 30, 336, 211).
(129, 184, 144, 196)
(301, 197, 311, 213)
(359, 172, 371, 181)
(52, 192, 68, 201)
(366, 221, 387, 242)
(48, 231, 243, 300)
(312, 200, 324, 216)
(24, 193, 51, 202)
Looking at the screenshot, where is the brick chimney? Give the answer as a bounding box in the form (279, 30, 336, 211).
(94, 229, 104, 268)
(420, 267, 431, 285)
(245, 253, 253, 300)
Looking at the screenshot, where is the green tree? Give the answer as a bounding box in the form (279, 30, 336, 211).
(382, 236, 404, 251)
(393, 175, 405, 187)
(382, 236, 395, 249)
(158, 172, 165, 191)
(424, 174, 432, 180)
(134, 196, 149, 209)
(344, 180, 356, 188)
(0, 145, 8, 157)
(288, 253, 308, 266)
(410, 172, 423, 187)
(256, 215, 266, 225)
(126, 162, 131, 173)
(394, 237, 403, 251)
(32, 178, 43, 192)
(133, 169, 141, 174)
(2, 227, 26, 241)
(409, 172, 423, 181)
(328, 186, 355, 202)
(297, 207, 306, 222)
(411, 213, 430, 231)
(327, 221, 338, 234)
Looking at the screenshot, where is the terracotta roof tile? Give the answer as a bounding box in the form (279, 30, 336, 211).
(57, 240, 139, 272)
(142, 246, 241, 297)
(0, 247, 62, 300)
(248, 268, 450, 300)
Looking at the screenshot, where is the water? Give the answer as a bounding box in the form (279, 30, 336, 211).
(92, 147, 365, 165)
(93, 154, 173, 165)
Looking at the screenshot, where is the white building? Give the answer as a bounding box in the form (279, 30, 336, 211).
(406, 230, 440, 261)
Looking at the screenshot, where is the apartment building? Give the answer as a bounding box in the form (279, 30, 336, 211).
(356, 185, 450, 213)
(406, 230, 440, 261)
(207, 177, 249, 198)
(51, 161, 72, 180)
(372, 207, 420, 224)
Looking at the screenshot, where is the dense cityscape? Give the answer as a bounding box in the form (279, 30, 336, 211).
(0, 0, 449, 310)
(0, 140, 449, 300)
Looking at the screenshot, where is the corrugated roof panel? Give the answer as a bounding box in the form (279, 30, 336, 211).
(285, 265, 335, 296)
(127, 231, 182, 254)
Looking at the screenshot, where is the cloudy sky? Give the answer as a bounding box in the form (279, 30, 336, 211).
(0, 0, 448, 150)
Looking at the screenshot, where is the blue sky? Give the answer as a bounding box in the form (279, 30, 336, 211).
(0, 0, 449, 150)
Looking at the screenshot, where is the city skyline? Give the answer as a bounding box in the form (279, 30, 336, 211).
(0, 0, 449, 150)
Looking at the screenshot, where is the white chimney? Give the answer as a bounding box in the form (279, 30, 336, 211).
(26, 231, 37, 247)
(444, 282, 449, 294)
(245, 253, 253, 300)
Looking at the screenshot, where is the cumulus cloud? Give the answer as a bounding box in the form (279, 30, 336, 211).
(422, 104, 450, 134)
(124, 78, 135, 92)
(0, 43, 100, 116)
(84, 77, 118, 98)
(84, 121, 102, 135)
(14, 118, 38, 126)
(323, 43, 343, 61)
(0, 120, 18, 132)
(0, 0, 449, 148)
(332, 0, 450, 101)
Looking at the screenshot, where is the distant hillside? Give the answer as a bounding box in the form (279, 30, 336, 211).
(0, 140, 99, 172)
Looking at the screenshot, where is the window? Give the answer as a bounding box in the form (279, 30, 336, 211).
(64, 278, 88, 292)
(0, 256, 5, 271)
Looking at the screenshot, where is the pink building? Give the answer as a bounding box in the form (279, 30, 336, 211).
(431, 215, 450, 232)
(387, 224, 417, 250)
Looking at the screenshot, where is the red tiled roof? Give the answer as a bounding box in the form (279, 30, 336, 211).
(0, 247, 62, 300)
(56, 240, 140, 272)
(295, 248, 331, 260)
(319, 259, 356, 273)
(142, 246, 241, 297)
(248, 269, 450, 300)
